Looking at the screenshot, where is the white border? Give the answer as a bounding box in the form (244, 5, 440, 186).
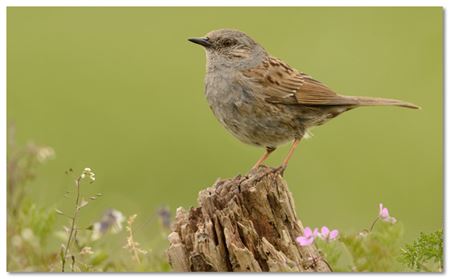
(1, 0, 7, 276)
(1, 1, 447, 278)
(0, 0, 448, 7)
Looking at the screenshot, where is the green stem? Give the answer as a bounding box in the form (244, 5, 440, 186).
(62, 177, 82, 272)
(369, 217, 380, 232)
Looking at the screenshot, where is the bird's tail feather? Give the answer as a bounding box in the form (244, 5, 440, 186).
(350, 96, 420, 109)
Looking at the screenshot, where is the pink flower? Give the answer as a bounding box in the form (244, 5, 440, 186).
(379, 203, 397, 224)
(296, 227, 318, 246)
(318, 226, 339, 241)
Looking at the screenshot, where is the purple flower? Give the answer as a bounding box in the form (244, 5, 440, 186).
(379, 203, 397, 224)
(157, 206, 171, 229)
(318, 226, 339, 241)
(296, 227, 318, 246)
(91, 209, 125, 240)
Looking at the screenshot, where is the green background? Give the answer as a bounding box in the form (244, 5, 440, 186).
(7, 7, 442, 247)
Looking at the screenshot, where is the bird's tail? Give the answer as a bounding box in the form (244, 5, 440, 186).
(350, 96, 421, 109)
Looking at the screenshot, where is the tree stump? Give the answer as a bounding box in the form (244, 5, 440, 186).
(166, 166, 331, 272)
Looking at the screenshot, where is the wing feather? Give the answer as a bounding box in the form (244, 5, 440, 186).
(241, 56, 358, 106)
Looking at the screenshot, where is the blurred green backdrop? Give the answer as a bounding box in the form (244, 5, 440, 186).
(7, 7, 442, 247)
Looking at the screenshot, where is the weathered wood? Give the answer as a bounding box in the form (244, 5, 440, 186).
(167, 166, 331, 272)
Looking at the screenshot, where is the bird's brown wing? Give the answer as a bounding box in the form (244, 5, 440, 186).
(241, 56, 358, 106)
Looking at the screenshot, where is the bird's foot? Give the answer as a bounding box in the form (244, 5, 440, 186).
(249, 164, 286, 180)
(248, 165, 270, 180)
(273, 164, 287, 176)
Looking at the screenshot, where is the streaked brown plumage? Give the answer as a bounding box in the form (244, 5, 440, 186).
(242, 56, 418, 109)
(188, 29, 419, 173)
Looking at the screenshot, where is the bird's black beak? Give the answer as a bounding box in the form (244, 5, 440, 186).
(188, 37, 211, 48)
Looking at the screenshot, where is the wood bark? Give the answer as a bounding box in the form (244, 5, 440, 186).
(167, 166, 331, 272)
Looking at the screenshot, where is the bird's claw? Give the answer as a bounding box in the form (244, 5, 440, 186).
(273, 164, 287, 176)
(249, 164, 287, 180)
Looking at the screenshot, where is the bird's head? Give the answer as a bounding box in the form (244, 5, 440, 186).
(188, 29, 267, 70)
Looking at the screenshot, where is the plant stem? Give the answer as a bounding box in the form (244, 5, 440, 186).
(369, 217, 380, 232)
(129, 227, 141, 264)
(61, 177, 82, 272)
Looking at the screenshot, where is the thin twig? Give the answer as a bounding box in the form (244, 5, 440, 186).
(61, 177, 82, 272)
(124, 214, 147, 265)
(368, 217, 380, 232)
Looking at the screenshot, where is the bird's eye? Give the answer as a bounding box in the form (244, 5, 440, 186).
(222, 39, 235, 47)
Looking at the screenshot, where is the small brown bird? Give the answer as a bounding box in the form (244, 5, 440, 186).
(188, 29, 419, 173)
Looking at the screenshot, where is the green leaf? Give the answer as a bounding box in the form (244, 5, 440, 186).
(399, 229, 443, 272)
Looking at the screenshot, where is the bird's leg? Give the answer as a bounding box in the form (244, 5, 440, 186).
(276, 138, 301, 175)
(252, 146, 276, 170)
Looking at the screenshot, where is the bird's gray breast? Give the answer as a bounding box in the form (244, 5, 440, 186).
(204, 71, 300, 147)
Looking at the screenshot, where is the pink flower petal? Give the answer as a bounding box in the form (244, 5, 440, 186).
(303, 227, 312, 237)
(379, 203, 384, 215)
(321, 226, 330, 237)
(296, 236, 314, 246)
(329, 230, 339, 240)
(313, 228, 319, 237)
(381, 208, 390, 219)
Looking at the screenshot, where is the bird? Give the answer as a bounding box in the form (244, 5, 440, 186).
(188, 29, 419, 173)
